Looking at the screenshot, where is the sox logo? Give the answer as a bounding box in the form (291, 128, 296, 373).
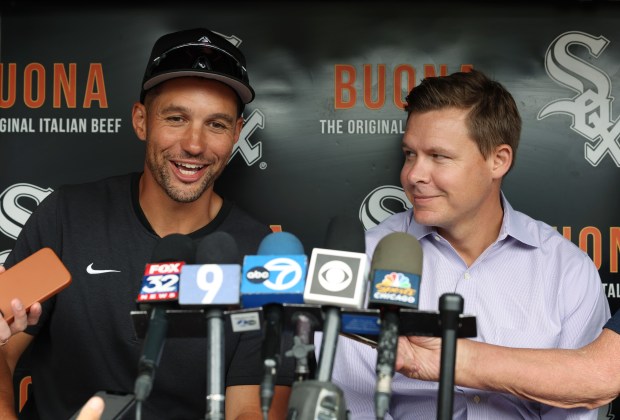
(539, 31, 620, 167)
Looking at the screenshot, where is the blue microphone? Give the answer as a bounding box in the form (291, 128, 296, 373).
(241, 231, 307, 419)
(179, 231, 241, 419)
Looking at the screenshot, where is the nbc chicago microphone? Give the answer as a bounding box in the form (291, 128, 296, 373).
(367, 232, 422, 420)
(134, 233, 196, 404)
(240, 231, 307, 419)
(179, 231, 241, 420)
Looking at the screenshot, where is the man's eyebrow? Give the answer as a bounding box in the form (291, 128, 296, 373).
(209, 113, 236, 124)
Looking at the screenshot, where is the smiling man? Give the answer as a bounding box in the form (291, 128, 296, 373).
(0, 28, 292, 420)
(329, 69, 610, 419)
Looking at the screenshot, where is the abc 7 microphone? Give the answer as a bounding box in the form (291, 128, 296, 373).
(287, 215, 368, 420)
(240, 231, 307, 418)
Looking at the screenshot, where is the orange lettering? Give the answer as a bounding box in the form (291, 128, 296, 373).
(394, 65, 415, 109)
(24, 63, 45, 108)
(0, 63, 17, 108)
(53, 63, 77, 108)
(363, 64, 386, 110)
(335, 65, 356, 109)
(83, 63, 107, 108)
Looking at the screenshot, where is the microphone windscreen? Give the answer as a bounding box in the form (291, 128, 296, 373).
(151, 233, 196, 264)
(257, 231, 305, 255)
(324, 215, 365, 253)
(370, 232, 422, 276)
(196, 231, 239, 264)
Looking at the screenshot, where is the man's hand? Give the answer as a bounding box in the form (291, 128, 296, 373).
(76, 396, 105, 420)
(0, 266, 42, 346)
(395, 336, 442, 381)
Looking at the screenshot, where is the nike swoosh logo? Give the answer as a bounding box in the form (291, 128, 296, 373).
(86, 263, 121, 274)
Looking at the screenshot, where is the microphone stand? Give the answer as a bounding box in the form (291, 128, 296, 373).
(286, 306, 348, 420)
(206, 308, 225, 420)
(436, 293, 464, 420)
(285, 312, 317, 382)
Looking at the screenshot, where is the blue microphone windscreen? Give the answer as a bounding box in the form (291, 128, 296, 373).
(257, 231, 305, 255)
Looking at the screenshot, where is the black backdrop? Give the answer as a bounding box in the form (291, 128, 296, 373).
(1, 1, 618, 418)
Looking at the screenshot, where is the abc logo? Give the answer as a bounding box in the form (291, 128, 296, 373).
(246, 267, 270, 283)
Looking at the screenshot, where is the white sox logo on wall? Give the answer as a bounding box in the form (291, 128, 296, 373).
(221, 33, 264, 167)
(539, 31, 620, 167)
(359, 185, 411, 230)
(0, 183, 53, 263)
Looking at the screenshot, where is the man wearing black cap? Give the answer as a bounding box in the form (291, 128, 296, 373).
(0, 28, 292, 419)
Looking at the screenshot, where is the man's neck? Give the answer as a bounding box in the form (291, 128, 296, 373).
(437, 193, 504, 267)
(138, 174, 223, 237)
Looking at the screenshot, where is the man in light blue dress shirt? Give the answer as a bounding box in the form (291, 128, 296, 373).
(329, 69, 610, 419)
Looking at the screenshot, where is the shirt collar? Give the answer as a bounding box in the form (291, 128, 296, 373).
(402, 191, 540, 248)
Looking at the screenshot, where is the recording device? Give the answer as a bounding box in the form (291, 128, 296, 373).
(241, 231, 307, 418)
(134, 233, 195, 403)
(69, 391, 135, 420)
(367, 232, 423, 420)
(287, 215, 367, 420)
(0, 247, 71, 323)
(179, 231, 241, 420)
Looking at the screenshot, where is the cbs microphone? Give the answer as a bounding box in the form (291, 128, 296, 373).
(134, 233, 195, 403)
(367, 232, 422, 420)
(179, 231, 241, 420)
(240, 231, 307, 419)
(304, 215, 368, 381)
(286, 215, 368, 420)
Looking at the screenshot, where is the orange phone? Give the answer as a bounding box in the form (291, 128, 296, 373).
(0, 247, 72, 323)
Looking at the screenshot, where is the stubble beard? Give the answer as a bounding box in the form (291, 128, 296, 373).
(146, 148, 219, 204)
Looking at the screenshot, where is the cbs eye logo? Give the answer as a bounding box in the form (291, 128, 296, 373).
(317, 260, 353, 292)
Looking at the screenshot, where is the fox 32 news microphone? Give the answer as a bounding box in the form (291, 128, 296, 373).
(368, 232, 422, 420)
(179, 231, 242, 420)
(240, 231, 307, 419)
(286, 215, 368, 420)
(134, 233, 196, 405)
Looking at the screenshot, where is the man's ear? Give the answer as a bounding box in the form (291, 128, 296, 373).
(132, 102, 147, 141)
(492, 144, 513, 179)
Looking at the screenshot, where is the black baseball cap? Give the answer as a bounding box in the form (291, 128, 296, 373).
(140, 28, 254, 105)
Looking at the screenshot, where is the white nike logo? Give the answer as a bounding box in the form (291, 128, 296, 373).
(86, 263, 121, 274)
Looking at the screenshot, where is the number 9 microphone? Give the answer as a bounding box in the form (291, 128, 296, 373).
(179, 231, 241, 420)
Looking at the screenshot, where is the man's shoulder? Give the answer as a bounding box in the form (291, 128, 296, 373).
(219, 202, 271, 255)
(366, 210, 411, 236)
(364, 210, 412, 255)
(58, 173, 134, 194)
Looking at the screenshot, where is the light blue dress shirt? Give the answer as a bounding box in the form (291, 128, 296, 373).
(328, 194, 610, 419)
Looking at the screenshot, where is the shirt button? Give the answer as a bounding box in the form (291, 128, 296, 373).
(434, 235, 441, 241)
(464, 272, 471, 280)
(473, 395, 481, 404)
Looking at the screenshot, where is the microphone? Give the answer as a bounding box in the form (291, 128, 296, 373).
(134, 233, 196, 403)
(286, 215, 367, 420)
(367, 232, 422, 420)
(179, 231, 241, 420)
(240, 231, 307, 419)
(305, 215, 368, 381)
